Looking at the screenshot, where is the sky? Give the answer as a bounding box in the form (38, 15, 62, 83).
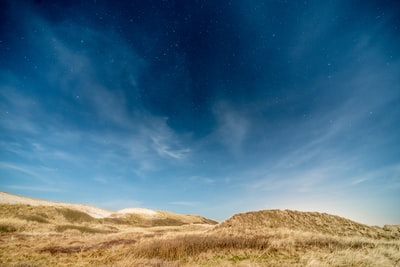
(1, 0, 399, 226)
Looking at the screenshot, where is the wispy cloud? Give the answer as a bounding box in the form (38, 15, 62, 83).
(1, 1, 399, 226)
(348, 164, 400, 188)
(0, 86, 45, 135)
(212, 102, 249, 155)
(148, 118, 191, 161)
(0, 162, 53, 182)
(151, 136, 190, 160)
(0, 7, 194, 183)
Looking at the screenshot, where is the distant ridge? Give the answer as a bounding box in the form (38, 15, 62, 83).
(0, 191, 218, 226)
(215, 209, 400, 239)
(0, 191, 112, 218)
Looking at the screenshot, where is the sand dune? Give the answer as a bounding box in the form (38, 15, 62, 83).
(214, 209, 400, 240)
(1, 192, 399, 266)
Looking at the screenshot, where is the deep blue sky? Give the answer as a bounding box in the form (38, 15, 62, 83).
(1, 0, 399, 225)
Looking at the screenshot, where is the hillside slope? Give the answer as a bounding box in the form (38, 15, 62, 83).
(0, 191, 218, 228)
(215, 209, 400, 239)
(0, 191, 111, 218)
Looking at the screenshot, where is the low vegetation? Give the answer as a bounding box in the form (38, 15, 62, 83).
(0, 204, 399, 266)
(132, 234, 272, 259)
(215, 209, 400, 239)
(55, 224, 113, 234)
(57, 208, 95, 223)
(128, 232, 400, 266)
(0, 223, 17, 233)
(17, 214, 49, 224)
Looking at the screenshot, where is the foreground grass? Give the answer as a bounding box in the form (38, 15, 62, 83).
(127, 231, 400, 266)
(1, 226, 399, 266)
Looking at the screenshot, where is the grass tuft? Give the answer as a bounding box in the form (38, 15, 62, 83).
(0, 223, 17, 233)
(0, 264, 42, 267)
(55, 224, 112, 234)
(17, 214, 49, 224)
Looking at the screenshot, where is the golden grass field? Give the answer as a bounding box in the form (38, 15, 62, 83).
(0, 200, 399, 266)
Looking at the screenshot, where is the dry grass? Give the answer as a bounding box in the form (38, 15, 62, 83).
(0, 223, 17, 233)
(127, 230, 400, 265)
(131, 234, 272, 260)
(17, 214, 49, 224)
(121, 211, 218, 227)
(1, 205, 399, 266)
(0, 218, 27, 233)
(215, 209, 399, 239)
(55, 224, 114, 234)
(57, 208, 95, 223)
(215, 210, 400, 243)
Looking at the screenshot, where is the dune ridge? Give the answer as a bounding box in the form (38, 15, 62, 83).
(215, 209, 400, 239)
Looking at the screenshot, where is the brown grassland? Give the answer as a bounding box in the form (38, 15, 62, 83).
(0, 204, 399, 266)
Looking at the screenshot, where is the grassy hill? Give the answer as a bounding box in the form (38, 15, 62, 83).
(214, 209, 400, 239)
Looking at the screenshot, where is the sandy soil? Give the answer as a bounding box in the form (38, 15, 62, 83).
(115, 207, 158, 216)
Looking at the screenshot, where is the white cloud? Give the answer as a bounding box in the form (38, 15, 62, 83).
(148, 118, 191, 161)
(0, 162, 45, 180)
(151, 135, 190, 160)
